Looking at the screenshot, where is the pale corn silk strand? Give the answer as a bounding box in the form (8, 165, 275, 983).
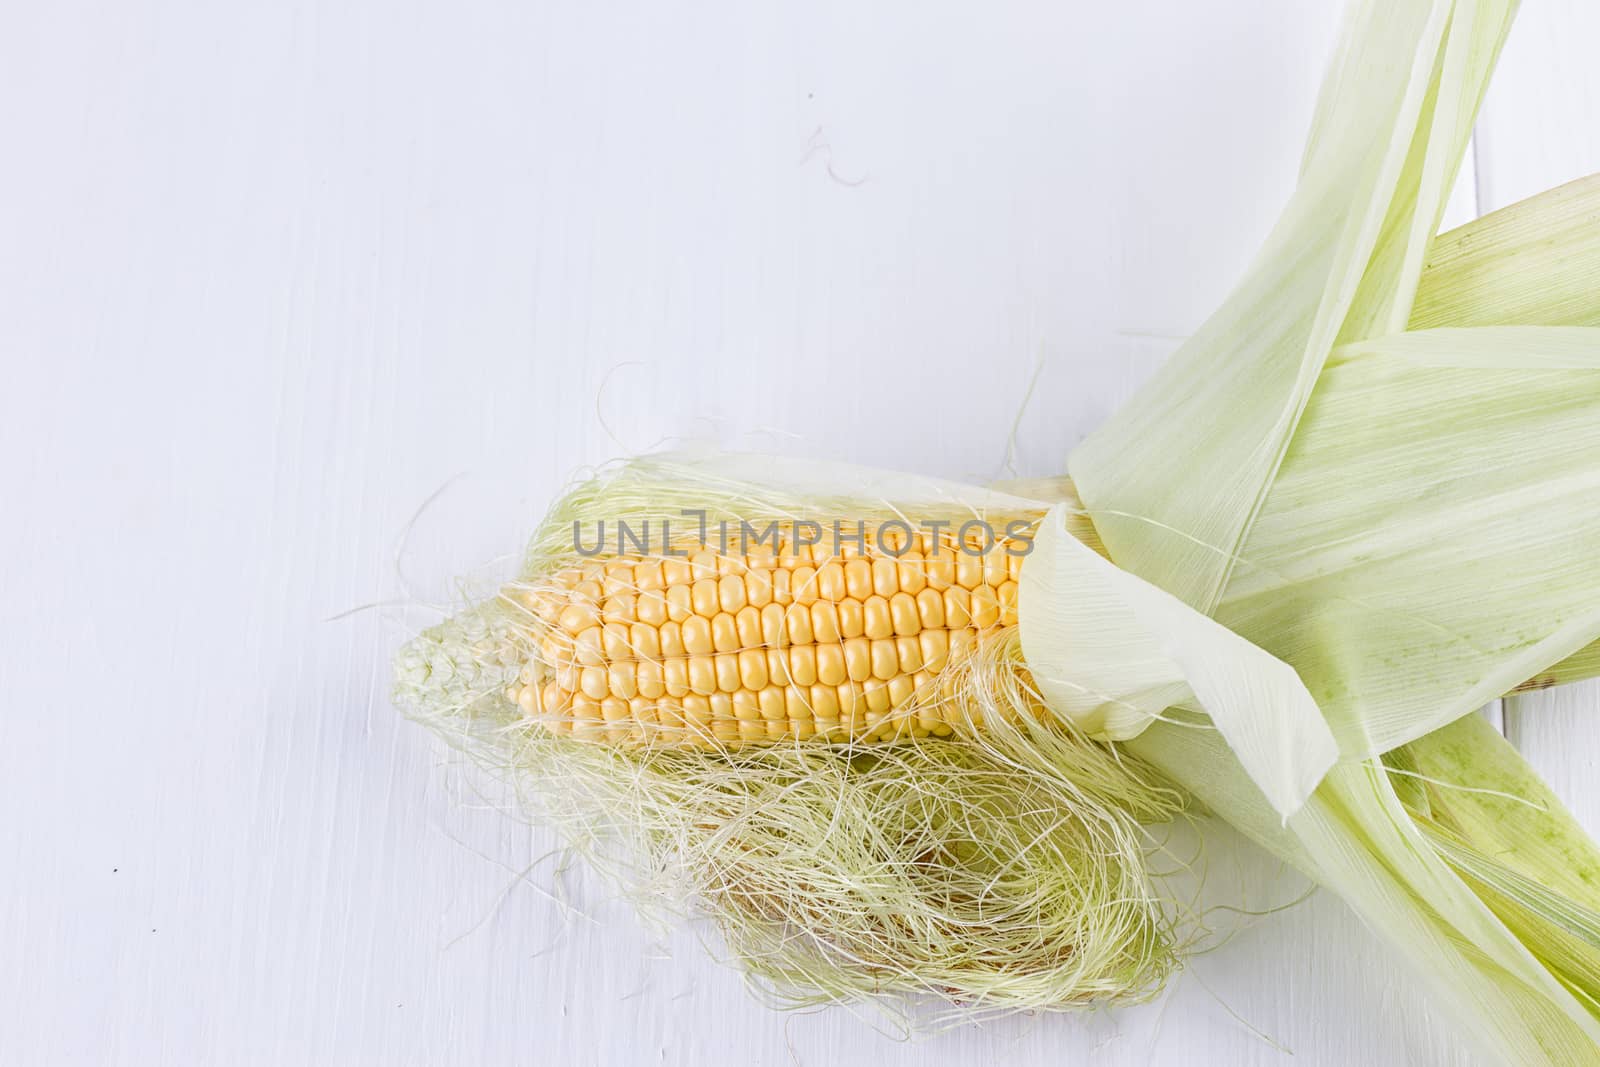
(392, 456, 1192, 1019)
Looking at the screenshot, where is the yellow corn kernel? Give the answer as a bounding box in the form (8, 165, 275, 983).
(682, 615, 714, 656)
(766, 647, 791, 686)
(656, 696, 684, 730)
(738, 648, 768, 691)
(843, 637, 873, 682)
(956, 552, 984, 590)
(757, 687, 786, 722)
(572, 693, 602, 721)
(809, 683, 841, 722)
(607, 662, 637, 700)
(634, 559, 664, 592)
(659, 620, 684, 657)
(997, 580, 1019, 626)
(971, 585, 1000, 629)
(844, 558, 873, 600)
(691, 578, 719, 618)
(603, 592, 636, 624)
(785, 603, 814, 645)
(732, 689, 761, 721)
(889, 592, 921, 637)
(682, 693, 712, 727)
(665, 584, 693, 623)
(711, 612, 740, 653)
(637, 660, 665, 700)
(887, 674, 915, 707)
(896, 552, 927, 595)
(760, 603, 787, 647)
(837, 680, 866, 725)
(688, 656, 717, 696)
(718, 574, 747, 614)
(735, 605, 762, 648)
(579, 666, 608, 700)
(745, 568, 773, 608)
(871, 556, 899, 598)
(810, 601, 841, 644)
(789, 645, 818, 687)
(559, 603, 599, 634)
(816, 644, 847, 687)
(924, 551, 955, 590)
(792, 564, 819, 605)
(896, 636, 923, 674)
(715, 652, 741, 693)
(573, 626, 604, 666)
(870, 639, 899, 681)
(944, 586, 972, 628)
(816, 561, 846, 601)
(602, 622, 630, 661)
(862, 596, 893, 640)
(784, 685, 813, 721)
(837, 598, 865, 639)
(603, 559, 635, 593)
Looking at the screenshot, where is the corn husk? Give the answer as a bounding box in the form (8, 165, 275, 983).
(1054, 0, 1600, 1061)
(1016, 506, 1336, 817)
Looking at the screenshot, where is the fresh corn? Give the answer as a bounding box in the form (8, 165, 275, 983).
(504, 524, 1032, 746)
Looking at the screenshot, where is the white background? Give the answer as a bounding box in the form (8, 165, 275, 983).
(4, 2, 1599, 1064)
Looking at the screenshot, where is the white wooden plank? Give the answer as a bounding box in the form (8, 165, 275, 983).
(1477, 1, 1600, 212)
(0, 2, 1571, 1065)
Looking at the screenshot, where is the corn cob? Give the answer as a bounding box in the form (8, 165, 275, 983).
(503, 523, 1034, 746)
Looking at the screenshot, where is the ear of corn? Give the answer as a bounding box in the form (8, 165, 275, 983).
(505, 525, 1029, 747)
(393, 456, 1192, 1017)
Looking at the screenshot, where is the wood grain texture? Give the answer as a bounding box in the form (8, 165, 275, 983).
(0, 2, 1582, 1065)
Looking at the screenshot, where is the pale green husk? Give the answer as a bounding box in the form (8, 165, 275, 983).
(1017, 505, 1337, 816)
(1066, 0, 1600, 1062)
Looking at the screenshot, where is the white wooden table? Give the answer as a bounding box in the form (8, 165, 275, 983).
(4, 3, 1597, 1063)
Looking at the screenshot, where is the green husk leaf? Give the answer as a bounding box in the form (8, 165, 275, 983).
(1413, 173, 1600, 329)
(1129, 719, 1600, 1063)
(1216, 326, 1600, 757)
(1018, 506, 1336, 816)
(1399, 712, 1600, 916)
(1515, 641, 1600, 695)
(1409, 175, 1600, 692)
(1065, 0, 1600, 1061)
(1397, 713, 1600, 1012)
